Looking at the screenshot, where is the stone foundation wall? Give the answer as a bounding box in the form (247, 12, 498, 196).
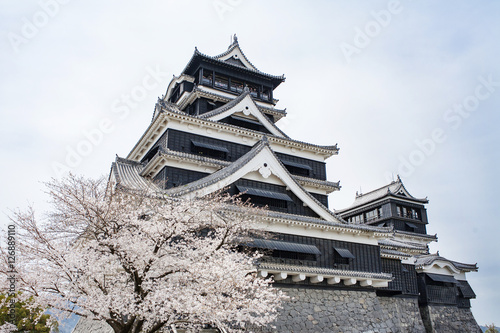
(253, 287, 427, 333)
(419, 304, 482, 333)
(72, 288, 482, 333)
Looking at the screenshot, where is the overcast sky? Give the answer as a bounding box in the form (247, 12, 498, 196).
(1, 0, 499, 327)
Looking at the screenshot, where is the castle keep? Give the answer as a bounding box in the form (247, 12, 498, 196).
(106, 36, 481, 333)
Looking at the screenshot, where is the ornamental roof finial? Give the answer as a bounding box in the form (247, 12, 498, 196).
(233, 34, 238, 44)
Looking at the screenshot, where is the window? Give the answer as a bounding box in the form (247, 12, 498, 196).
(201, 70, 213, 86)
(230, 79, 244, 93)
(224, 115, 263, 132)
(272, 250, 316, 261)
(237, 185, 292, 210)
(282, 160, 312, 177)
(169, 85, 181, 103)
(365, 207, 381, 222)
(207, 100, 218, 111)
(191, 140, 229, 160)
(405, 222, 418, 232)
(350, 214, 363, 224)
(243, 195, 288, 209)
(333, 247, 355, 266)
(248, 84, 258, 98)
(261, 87, 271, 101)
(140, 146, 160, 164)
(396, 205, 421, 220)
(247, 239, 320, 262)
(214, 75, 228, 89)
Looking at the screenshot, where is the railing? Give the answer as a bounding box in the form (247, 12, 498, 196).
(230, 85, 244, 93)
(214, 80, 228, 89)
(201, 78, 212, 85)
(365, 215, 380, 222)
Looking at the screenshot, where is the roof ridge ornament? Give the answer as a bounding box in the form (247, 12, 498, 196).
(228, 34, 238, 49)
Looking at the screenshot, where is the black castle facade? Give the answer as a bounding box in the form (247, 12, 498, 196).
(106, 36, 481, 333)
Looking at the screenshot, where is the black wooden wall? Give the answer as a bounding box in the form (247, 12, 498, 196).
(161, 129, 327, 181)
(153, 166, 209, 189)
(264, 233, 382, 273)
(229, 179, 321, 218)
(378, 259, 419, 296)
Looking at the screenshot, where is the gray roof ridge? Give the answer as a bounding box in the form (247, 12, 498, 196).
(218, 202, 391, 233)
(257, 262, 393, 280)
(115, 155, 145, 167)
(111, 157, 160, 193)
(293, 175, 340, 189)
(414, 253, 478, 271)
(161, 148, 229, 165)
(393, 230, 437, 240)
(263, 210, 389, 232)
(158, 100, 184, 114)
(258, 104, 286, 115)
(380, 248, 412, 258)
(358, 179, 401, 199)
(378, 238, 427, 251)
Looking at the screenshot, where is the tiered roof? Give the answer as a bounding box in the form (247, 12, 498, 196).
(337, 176, 428, 214)
(182, 35, 285, 88)
(414, 253, 478, 273)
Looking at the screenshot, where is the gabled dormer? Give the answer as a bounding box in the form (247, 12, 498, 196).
(214, 35, 259, 71)
(160, 137, 338, 221)
(197, 89, 288, 137)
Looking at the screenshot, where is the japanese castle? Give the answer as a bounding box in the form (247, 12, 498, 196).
(105, 36, 481, 333)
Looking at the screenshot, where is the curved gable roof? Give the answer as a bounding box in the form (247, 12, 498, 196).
(181, 37, 285, 87)
(337, 176, 428, 213)
(414, 253, 478, 273)
(111, 157, 160, 192)
(214, 35, 258, 71)
(163, 137, 342, 222)
(198, 89, 289, 138)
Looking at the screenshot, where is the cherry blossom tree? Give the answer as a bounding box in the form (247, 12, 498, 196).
(1, 175, 285, 333)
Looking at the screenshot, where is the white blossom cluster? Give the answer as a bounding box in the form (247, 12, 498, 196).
(1, 175, 285, 333)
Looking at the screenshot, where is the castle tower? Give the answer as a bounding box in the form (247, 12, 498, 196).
(107, 36, 481, 333)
